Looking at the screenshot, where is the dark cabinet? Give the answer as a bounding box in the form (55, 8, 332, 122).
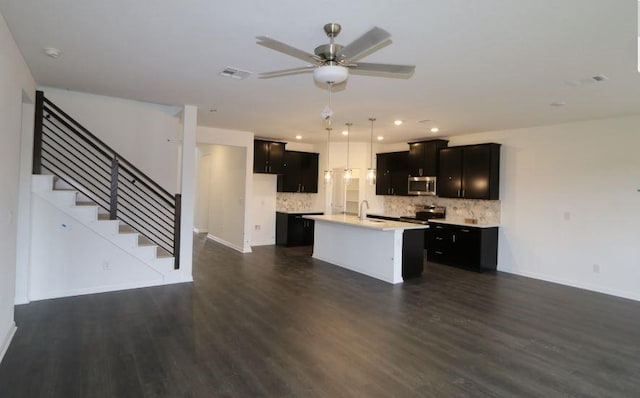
(428, 222, 498, 271)
(408, 139, 448, 177)
(254, 139, 285, 174)
(276, 212, 323, 246)
(437, 143, 500, 200)
(278, 151, 319, 193)
(376, 151, 409, 196)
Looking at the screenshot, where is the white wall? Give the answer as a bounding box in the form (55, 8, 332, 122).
(196, 126, 253, 252)
(28, 195, 165, 300)
(443, 116, 640, 300)
(0, 10, 36, 362)
(251, 174, 277, 245)
(41, 87, 181, 192)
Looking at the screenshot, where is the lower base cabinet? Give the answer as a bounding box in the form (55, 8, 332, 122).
(427, 223, 498, 271)
(276, 212, 323, 246)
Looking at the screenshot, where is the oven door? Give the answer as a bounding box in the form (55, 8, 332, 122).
(408, 176, 437, 195)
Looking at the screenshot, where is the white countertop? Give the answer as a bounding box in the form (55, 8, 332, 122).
(276, 210, 324, 215)
(305, 214, 428, 231)
(428, 219, 500, 228)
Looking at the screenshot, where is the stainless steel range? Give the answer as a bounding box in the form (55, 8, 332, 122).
(399, 205, 446, 225)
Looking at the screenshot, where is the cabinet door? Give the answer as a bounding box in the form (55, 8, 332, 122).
(462, 144, 500, 200)
(452, 227, 481, 267)
(287, 215, 306, 246)
(269, 142, 286, 174)
(390, 152, 409, 195)
(303, 219, 315, 245)
(408, 142, 425, 176)
(299, 152, 319, 193)
(280, 151, 301, 192)
(437, 147, 462, 198)
(462, 145, 492, 199)
(253, 140, 270, 173)
(376, 153, 392, 195)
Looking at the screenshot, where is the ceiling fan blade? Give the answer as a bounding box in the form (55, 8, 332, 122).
(257, 36, 322, 64)
(258, 66, 316, 79)
(350, 62, 415, 78)
(336, 27, 392, 63)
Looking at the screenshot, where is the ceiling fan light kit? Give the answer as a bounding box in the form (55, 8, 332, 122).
(314, 65, 349, 85)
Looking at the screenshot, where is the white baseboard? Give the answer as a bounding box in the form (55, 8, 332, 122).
(193, 228, 208, 234)
(499, 267, 640, 302)
(250, 240, 275, 246)
(207, 234, 251, 253)
(29, 277, 165, 302)
(0, 323, 17, 364)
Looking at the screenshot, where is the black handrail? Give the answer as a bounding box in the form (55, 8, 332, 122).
(33, 91, 182, 269)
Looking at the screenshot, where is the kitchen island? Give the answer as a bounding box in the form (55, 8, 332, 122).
(303, 214, 428, 284)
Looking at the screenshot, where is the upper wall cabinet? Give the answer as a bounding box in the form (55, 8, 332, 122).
(254, 139, 285, 174)
(277, 150, 319, 193)
(376, 151, 410, 196)
(437, 143, 501, 200)
(408, 139, 448, 177)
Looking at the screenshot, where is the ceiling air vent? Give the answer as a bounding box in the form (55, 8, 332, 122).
(219, 67, 252, 80)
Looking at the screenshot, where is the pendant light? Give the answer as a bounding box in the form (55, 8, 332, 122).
(366, 118, 377, 185)
(324, 127, 332, 183)
(343, 123, 353, 184)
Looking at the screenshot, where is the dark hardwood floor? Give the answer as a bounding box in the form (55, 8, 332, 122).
(1, 234, 639, 397)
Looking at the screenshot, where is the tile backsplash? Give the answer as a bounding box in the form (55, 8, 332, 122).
(383, 196, 501, 225)
(276, 193, 318, 212)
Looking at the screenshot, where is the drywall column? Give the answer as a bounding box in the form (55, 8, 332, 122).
(14, 97, 34, 304)
(179, 105, 197, 279)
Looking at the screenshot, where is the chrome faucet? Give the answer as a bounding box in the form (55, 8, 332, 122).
(359, 200, 370, 221)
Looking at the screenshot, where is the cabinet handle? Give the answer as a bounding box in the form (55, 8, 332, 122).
(419, 168, 423, 176)
(391, 188, 394, 194)
(452, 234, 456, 243)
(435, 251, 443, 255)
(462, 189, 465, 197)
(435, 226, 443, 229)
(461, 229, 470, 233)
(457, 189, 461, 197)
(302, 184, 305, 192)
(435, 237, 443, 241)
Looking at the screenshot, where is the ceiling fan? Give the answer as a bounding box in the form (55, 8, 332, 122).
(256, 23, 415, 85)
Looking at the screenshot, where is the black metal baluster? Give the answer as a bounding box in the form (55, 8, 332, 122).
(110, 156, 119, 220)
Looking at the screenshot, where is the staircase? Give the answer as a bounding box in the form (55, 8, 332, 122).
(26, 91, 186, 300)
(32, 174, 175, 275)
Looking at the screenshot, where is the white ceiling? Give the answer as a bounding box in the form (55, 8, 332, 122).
(1, 0, 639, 143)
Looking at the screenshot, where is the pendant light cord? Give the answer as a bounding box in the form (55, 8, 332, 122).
(345, 123, 352, 169)
(369, 118, 376, 168)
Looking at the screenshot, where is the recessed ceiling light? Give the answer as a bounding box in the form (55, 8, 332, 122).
(394, 120, 403, 126)
(43, 47, 61, 58)
(550, 101, 567, 107)
(342, 130, 348, 136)
(430, 127, 439, 133)
(377, 136, 384, 141)
(295, 135, 302, 140)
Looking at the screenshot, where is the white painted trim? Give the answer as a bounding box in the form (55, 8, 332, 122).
(250, 240, 275, 247)
(499, 267, 640, 302)
(193, 228, 208, 234)
(14, 296, 29, 305)
(28, 275, 193, 302)
(207, 234, 252, 253)
(0, 323, 17, 364)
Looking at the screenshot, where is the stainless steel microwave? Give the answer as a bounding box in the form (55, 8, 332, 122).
(408, 176, 437, 196)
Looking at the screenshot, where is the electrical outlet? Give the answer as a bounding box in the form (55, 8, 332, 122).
(592, 264, 600, 273)
(254, 225, 261, 231)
